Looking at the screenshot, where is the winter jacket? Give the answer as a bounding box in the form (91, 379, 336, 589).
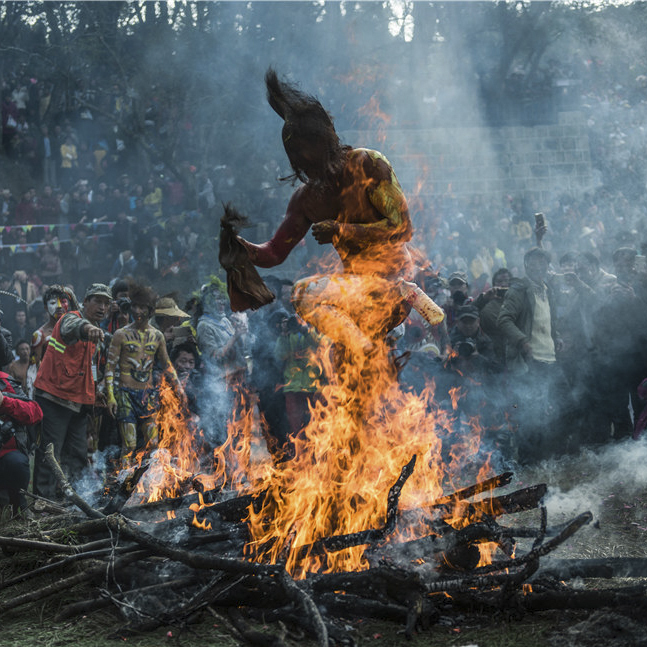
(497, 276, 558, 373)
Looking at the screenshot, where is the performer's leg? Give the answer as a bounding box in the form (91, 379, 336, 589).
(292, 275, 374, 355)
(115, 388, 138, 467)
(141, 417, 158, 449)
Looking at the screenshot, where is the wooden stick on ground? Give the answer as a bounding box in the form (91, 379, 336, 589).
(43, 443, 105, 520)
(0, 545, 138, 591)
(0, 550, 148, 614)
(55, 575, 197, 621)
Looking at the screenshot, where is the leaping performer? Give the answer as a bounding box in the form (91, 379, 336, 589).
(220, 69, 443, 374)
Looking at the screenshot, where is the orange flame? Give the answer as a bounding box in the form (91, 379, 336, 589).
(122, 243, 497, 579)
(358, 95, 392, 146)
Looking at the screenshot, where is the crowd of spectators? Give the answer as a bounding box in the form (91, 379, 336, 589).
(2, 63, 647, 518)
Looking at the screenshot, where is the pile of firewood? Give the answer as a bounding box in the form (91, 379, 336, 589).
(2, 444, 647, 646)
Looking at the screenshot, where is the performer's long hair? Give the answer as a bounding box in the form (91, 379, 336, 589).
(265, 68, 350, 188)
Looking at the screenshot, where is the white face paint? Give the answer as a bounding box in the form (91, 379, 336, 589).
(47, 296, 69, 318)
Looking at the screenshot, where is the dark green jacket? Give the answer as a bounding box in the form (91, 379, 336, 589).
(496, 277, 558, 373)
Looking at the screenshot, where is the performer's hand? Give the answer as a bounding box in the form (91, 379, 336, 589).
(107, 400, 117, 418)
(312, 220, 339, 245)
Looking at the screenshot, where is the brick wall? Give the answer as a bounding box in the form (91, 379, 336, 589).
(341, 111, 594, 209)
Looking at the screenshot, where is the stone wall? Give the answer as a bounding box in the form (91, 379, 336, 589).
(341, 111, 595, 210)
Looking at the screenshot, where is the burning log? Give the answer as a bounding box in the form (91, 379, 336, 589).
(536, 557, 647, 580)
(102, 459, 152, 514)
(287, 455, 416, 561)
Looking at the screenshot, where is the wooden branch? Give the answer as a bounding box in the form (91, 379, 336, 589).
(0, 545, 137, 591)
(112, 573, 231, 634)
(519, 584, 647, 611)
(55, 575, 196, 621)
(43, 443, 105, 519)
(400, 483, 548, 532)
(102, 460, 152, 514)
(471, 511, 593, 577)
(279, 571, 328, 647)
(20, 489, 68, 513)
(0, 535, 112, 555)
(290, 455, 416, 560)
(314, 592, 408, 622)
(419, 471, 514, 509)
(0, 550, 148, 614)
(536, 557, 647, 580)
(104, 514, 281, 576)
(228, 608, 289, 647)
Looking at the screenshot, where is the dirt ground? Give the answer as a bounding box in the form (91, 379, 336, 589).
(3, 441, 647, 647)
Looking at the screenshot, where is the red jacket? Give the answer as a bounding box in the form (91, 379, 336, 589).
(33, 311, 97, 405)
(0, 372, 43, 459)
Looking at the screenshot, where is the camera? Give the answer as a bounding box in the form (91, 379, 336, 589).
(456, 338, 477, 358)
(452, 291, 467, 306)
(0, 419, 16, 448)
(116, 297, 131, 314)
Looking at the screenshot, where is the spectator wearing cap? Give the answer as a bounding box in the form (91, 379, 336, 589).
(497, 247, 571, 463)
(442, 271, 473, 331)
(449, 305, 497, 365)
(32, 284, 111, 501)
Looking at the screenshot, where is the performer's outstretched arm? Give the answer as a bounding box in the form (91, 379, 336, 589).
(240, 188, 312, 267)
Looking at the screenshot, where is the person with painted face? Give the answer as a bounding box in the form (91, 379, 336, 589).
(196, 279, 246, 385)
(29, 285, 74, 369)
(32, 284, 111, 500)
(195, 279, 247, 446)
(104, 282, 184, 466)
